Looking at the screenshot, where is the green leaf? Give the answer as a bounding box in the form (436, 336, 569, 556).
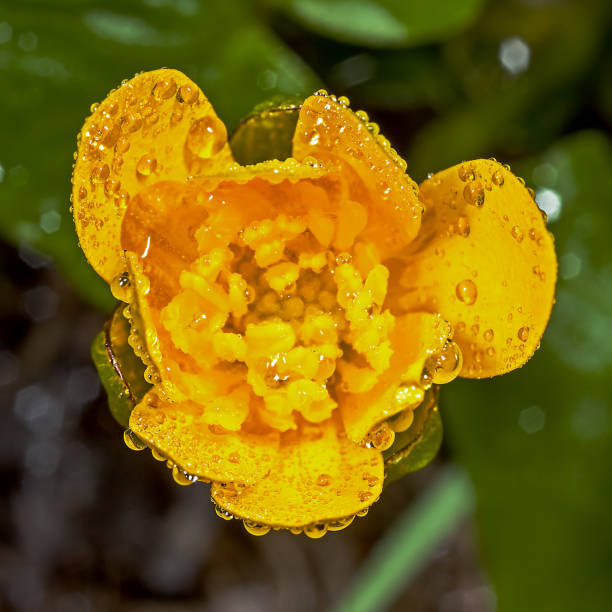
(271, 0, 486, 48)
(230, 96, 302, 165)
(383, 386, 443, 486)
(91, 304, 151, 427)
(442, 130, 612, 611)
(0, 1, 319, 308)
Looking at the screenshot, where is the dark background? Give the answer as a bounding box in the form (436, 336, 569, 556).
(1, 1, 612, 610)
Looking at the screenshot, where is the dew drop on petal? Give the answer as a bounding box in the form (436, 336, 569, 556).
(518, 326, 530, 342)
(178, 84, 198, 104)
(426, 340, 463, 385)
(123, 429, 146, 451)
(90, 163, 109, 183)
(456, 279, 478, 305)
(152, 78, 177, 101)
(492, 170, 504, 186)
(243, 521, 271, 536)
(463, 181, 485, 207)
(136, 155, 157, 177)
(511, 225, 524, 242)
(186, 116, 225, 158)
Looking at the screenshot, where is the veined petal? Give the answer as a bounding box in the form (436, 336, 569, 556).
(72, 68, 233, 283)
(211, 417, 383, 529)
(129, 390, 279, 485)
(338, 312, 452, 444)
(293, 94, 422, 259)
(394, 159, 556, 378)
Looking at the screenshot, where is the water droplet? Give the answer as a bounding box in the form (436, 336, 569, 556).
(426, 340, 463, 385)
(151, 447, 166, 461)
(304, 523, 328, 539)
(111, 271, 131, 301)
(486, 346, 495, 357)
(123, 429, 146, 451)
(121, 113, 142, 133)
(394, 384, 424, 409)
(458, 163, 475, 182)
(78, 186, 87, 200)
(228, 452, 240, 464)
(152, 78, 177, 101)
(172, 465, 196, 486)
(115, 136, 130, 154)
(90, 163, 110, 183)
(358, 491, 373, 502)
(327, 516, 354, 531)
(366, 422, 395, 450)
(186, 116, 225, 158)
(456, 279, 477, 305)
(215, 506, 233, 520)
(483, 328, 494, 342)
(511, 225, 524, 242)
(316, 473, 331, 486)
(136, 155, 157, 177)
(335, 252, 352, 265)
(455, 216, 470, 237)
(178, 84, 198, 104)
(463, 181, 485, 207)
(492, 170, 504, 186)
(104, 178, 121, 197)
(518, 326, 530, 342)
(243, 520, 271, 536)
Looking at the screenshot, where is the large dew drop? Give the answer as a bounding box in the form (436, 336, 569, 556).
(455, 279, 478, 305)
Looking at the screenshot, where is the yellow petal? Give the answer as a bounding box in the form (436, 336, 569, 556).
(394, 159, 556, 378)
(211, 417, 383, 528)
(293, 94, 422, 258)
(72, 68, 233, 282)
(129, 390, 279, 485)
(338, 313, 451, 443)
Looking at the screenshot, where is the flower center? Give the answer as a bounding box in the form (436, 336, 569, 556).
(159, 212, 395, 432)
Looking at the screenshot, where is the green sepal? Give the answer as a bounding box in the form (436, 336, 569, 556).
(229, 95, 304, 165)
(383, 386, 443, 487)
(90, 304, 152, 428)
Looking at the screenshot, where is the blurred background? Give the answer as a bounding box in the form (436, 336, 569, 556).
(1, 0, 612, 610)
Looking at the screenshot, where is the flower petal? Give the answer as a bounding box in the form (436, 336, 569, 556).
(129, 390, 279, 485)
(293, 94, 422, 258)
(211, 417, 383, 528)
(338, 312, 451, 443)
(72, 68, 233, 283)
(395, 159, 556, 378)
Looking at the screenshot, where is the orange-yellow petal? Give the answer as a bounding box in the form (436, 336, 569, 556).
(72, 68, 233, 283)
(129, 390, 279, 485)
(338, 313, 452, 443)
(394, 160, 556, 378)
(293, 94, 422, 259)
(211, 417, 383, 528)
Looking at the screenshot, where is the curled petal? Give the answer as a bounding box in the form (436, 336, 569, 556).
(394, 159, 556, 378)
(129, 390, 279, 485)
(293, 94, 422, 259)
(211, 417, 383, 528)
(338, 312, 451, 444)
(72, 68, 233, 282)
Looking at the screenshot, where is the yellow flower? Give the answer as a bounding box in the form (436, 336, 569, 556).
(72, 69, 556, 536)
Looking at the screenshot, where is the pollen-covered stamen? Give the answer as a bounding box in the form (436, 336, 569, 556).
(159, 210, 396, 432)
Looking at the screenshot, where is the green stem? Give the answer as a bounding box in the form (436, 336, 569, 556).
(332, 465, 475, 612)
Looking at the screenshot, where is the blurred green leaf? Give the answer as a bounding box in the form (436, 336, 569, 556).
(91, 303, 151, 427)
(442, 130, 612, 610)
(0, 1, 319, 309)
(406, 0, 612, 179)
(271, 0, 485, 48)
